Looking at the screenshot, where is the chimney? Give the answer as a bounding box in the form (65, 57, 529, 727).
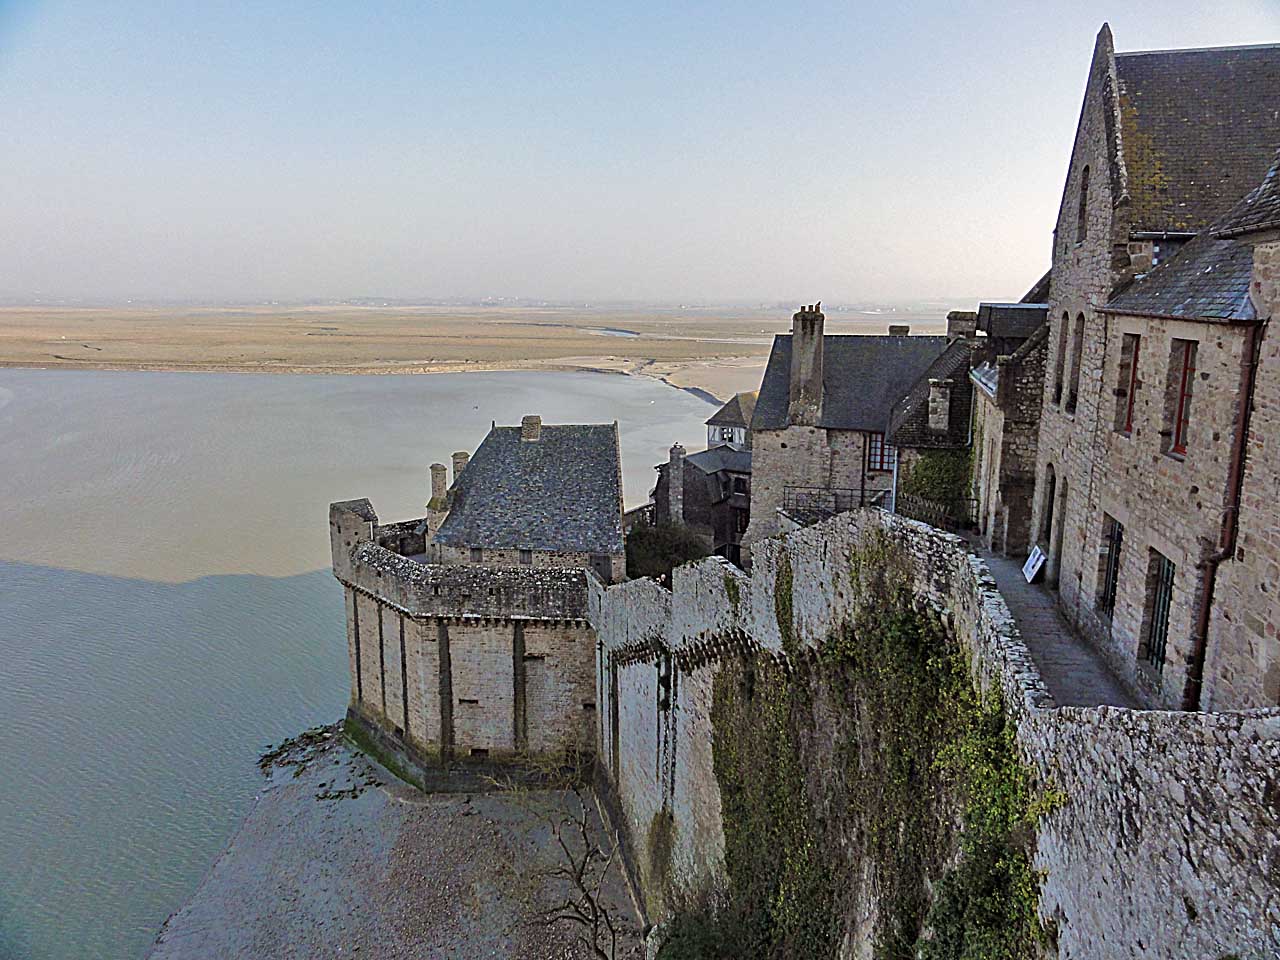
(429, 463, 447, 505)
(888, 324, 911, 336)
(928, 379, 953, 433)
(451, 451, 470, 485)
(521, 415, 542, 441)
(946, 310, 977, 339)
(787, 302, 825, 426)
(668, 443, 686, 524)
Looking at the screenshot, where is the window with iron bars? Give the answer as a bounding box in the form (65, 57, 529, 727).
(1098, 515, 1123, 619)
(1141, 550, 1175, 673)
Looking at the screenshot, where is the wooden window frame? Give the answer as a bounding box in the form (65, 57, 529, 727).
(1171, 340, 1196, 456)
(867, 432, 894, 472)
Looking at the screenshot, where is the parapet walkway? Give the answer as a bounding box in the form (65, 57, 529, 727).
(975, 547, 1140, 709)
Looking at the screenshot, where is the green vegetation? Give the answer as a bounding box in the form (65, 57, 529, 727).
(772, 550, 794, 654)
(342, 716, 423, 790)
(626, 522, 710, 580)
(660, 533, 1047, 960)
(900, 449, 973, 515)
(723, 572, 741, 611)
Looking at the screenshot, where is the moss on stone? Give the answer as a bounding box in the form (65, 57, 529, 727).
(773, 551, 794, 654)
(668, 533, 1048, 959)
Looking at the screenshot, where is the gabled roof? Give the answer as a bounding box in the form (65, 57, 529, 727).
(687, 443, 752, 475)
(886, 338, 977, 449)
(752, 334, 950, 433)
(435, 422, 623, 555)
(1114, 42, 1280, 234)
(706, 391, 757, 428)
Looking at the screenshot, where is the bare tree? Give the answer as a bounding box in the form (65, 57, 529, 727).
(486, 767, 630, 960)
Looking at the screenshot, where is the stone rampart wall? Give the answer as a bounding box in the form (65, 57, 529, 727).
(594, 509, 1280, 958)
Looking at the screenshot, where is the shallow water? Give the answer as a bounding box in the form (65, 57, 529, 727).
(0, 368, 711, 960)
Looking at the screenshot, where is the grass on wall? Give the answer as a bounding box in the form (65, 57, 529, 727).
(659, 532, 1049, 960)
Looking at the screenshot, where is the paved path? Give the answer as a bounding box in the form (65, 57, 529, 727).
(976, 548, 1140, 709)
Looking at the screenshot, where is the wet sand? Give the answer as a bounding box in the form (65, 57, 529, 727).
(149, 730, 644, 960)
(0, 304, 947, 401)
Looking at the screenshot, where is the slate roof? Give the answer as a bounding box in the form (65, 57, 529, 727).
(886, 338, 977, 449)
(706, 392, 757, 428)
(1105, 152, 1280, 322)
(1105, 232, 1257, 321)
(1114, 44, 1280, 234)
(976, 303, 1049, 339)
(435, 422, 624, 555)
(752, 334, 950, 433)
(1215, 149, 1280, 239)
(687, 443, 752, 475)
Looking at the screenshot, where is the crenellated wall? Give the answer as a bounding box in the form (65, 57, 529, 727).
(332, 499, 597, 767)
(592, 509, 1280, 958)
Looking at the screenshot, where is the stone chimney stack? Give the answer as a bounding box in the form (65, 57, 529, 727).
(521, 415, 542, 441)
(888, 324, 911, 336)
(787, 302, 825, 426)
(928, 379, 953, 433)
(946, 310, 978, 339)
(451, 451, 470, 485)
(429, 463, 447, 505)
(668, 443, 686, 525)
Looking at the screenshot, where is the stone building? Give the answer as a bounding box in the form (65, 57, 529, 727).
(743, 304, 951, 550)
(704, 391, 755, 448)
(1028, 26, 1280, 709)
(328, 415, 625, 768)
(653, 441, 752, 564)
(429, 415, 626, 584)
(967, 294, 1050, 554)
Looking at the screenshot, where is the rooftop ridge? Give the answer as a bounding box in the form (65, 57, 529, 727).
(1116, 41, 1280, 57)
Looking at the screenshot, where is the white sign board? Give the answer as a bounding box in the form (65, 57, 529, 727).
(1022, 546, 1046, 583)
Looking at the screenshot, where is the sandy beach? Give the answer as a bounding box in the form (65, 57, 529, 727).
(0, 304, 948, 401)
(149, 729, 644, 960)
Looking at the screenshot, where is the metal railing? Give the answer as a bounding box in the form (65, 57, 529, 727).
(781, 485, 887, 525)
(895, 492, 976, 532)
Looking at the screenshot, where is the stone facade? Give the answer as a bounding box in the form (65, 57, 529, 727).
(1029, 29, 1280, 710)
(590, 509, 1280, 957)
(1207, 238, 1280, 708)
(971, 323, 1048, 555)
(332, 500, 598, 766)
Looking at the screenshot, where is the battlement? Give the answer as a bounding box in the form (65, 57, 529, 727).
(344, 542, 590, 621)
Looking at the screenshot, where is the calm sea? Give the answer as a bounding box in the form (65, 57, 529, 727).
(0, 368, 712, 960)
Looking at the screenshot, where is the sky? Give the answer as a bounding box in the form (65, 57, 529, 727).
(1, 1, 1277, 305)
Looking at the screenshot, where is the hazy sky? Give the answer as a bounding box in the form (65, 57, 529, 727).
(2, 1, 1277, 304)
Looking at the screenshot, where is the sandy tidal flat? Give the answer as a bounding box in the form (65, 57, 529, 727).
(0, 304, 949, 401)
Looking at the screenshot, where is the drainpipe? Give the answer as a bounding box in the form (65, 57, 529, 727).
(1183, 317, 1267, 710)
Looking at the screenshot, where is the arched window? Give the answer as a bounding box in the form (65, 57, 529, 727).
(1066, 313, 1085, 414)
(1077, 165, 1090, 243)
(1042, 465, 1057, 544)
(1052, 312, 1069, 405)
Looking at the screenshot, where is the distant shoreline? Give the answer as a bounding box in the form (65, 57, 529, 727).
(0, 355, 729, 405)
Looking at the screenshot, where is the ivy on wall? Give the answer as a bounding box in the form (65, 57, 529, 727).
(659, 533, 1049, 960)
(900, 449, 973, 513)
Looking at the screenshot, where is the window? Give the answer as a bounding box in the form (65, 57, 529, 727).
(1041, 465, 1057, 545)
(470, 547, 483, 563)
(1052, 313, 1069, 405)
(1141, 550, 1175, 672)
(1065, 314, 1085, 414)
(1115, 333, 1141, 435)
(732, 476, 748, 495)
(867, 432, 895, 472)
(1166, 339, 1197, 456)
(519, 549, 532, 565)
(1076, 165, 1090, 243)
(1098, 515, 1124, 619)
